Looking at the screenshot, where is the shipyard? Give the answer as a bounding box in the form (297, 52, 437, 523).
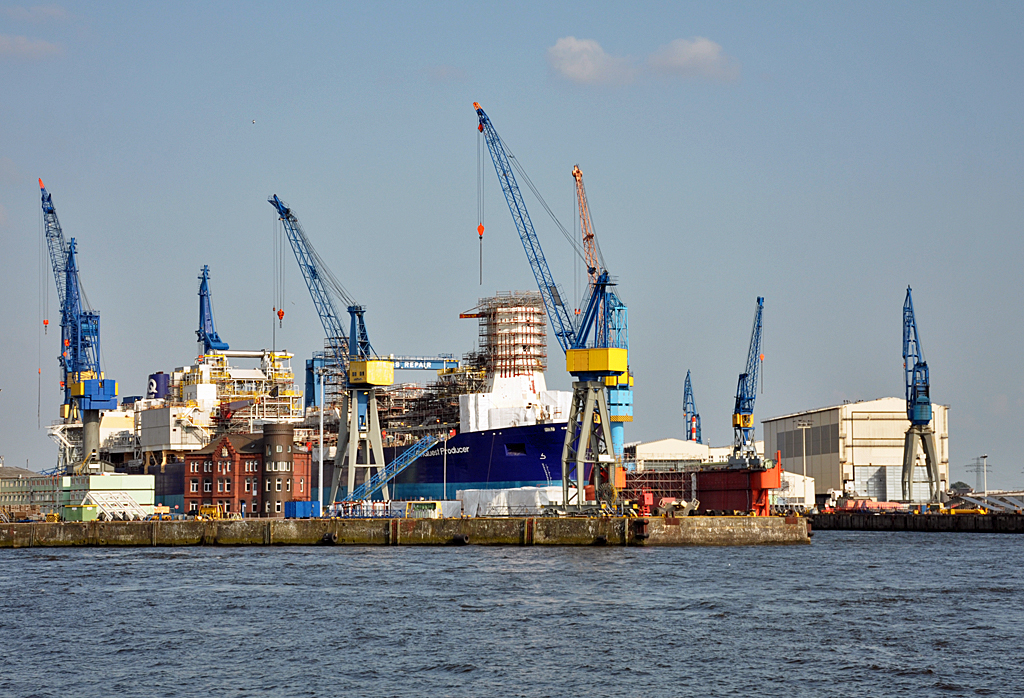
(2, 5, 1023, 696)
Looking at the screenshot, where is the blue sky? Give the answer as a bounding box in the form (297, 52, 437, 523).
(1, 2, 1022, 488)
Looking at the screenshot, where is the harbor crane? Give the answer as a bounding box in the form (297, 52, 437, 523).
(268, 195, 445, 505)
(683, 370, 701, 443)
(197, 265, 230, 354)
(902, 286, 940, 501)
(39, 179, 118, 473)
(730, 297, 764, 467)
(475, 102, 627, 511)
(572, 165, 632, 459)
(268, 194, 395, 504)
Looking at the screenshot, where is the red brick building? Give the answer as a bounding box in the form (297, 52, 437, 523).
(183, 432, 310, 517)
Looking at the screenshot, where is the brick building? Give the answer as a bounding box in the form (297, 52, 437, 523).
(182, 430, 310, 517)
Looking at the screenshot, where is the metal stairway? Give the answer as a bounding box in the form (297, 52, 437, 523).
(341, 434, 441, 502)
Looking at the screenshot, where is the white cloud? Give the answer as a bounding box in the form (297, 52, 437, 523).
(0, 34, 62, 59)
(648, 37, 740, 82)
(3, 5, 69, 22)
(547, 37, 636, 85)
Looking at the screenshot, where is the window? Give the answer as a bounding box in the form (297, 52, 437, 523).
(217, 480, 223, 493)
(225, 480, 231, 493)
(223, 502, 230, 512)
(204, 461, 212, 472)
(275, 501, 282, 513)
(204, 479, 211, 493)
(244, 478, 251, 493)
(190, 480, 198, 493)
(266, 446, 271, 457)
(265, 501, 271, 513)
(221, 447, 229, 458)
(190, 463, 198, 473)
(276, 478, 282, 492)
(300, 478, 304, 493)
(190, 502, 198, 512)
(266, 479, 271, 492)
(286, 479, 291, 492)
(276, 445, 283, 453)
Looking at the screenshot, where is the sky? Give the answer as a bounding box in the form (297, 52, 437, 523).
(1, 2, 1022, 488)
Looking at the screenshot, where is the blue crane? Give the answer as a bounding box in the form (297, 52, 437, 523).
(731, 297, 764, 466)
(40, 179, 117, 472)
(902, 286, 940, 501)
(268, 195, 456, 504)
(475, 102, 626, 510)
(197, 265, 229, 354)
(683, 370, 702, 444)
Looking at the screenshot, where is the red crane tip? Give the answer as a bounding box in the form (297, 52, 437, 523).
(38, 178, 45, 189)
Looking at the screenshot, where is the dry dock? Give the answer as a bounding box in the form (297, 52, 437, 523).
(0, 516, 810, 548)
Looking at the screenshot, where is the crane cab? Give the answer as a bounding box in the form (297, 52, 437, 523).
(348, 359, 394, 387)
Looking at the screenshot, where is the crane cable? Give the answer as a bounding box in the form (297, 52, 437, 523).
(477, 129, 485, 285)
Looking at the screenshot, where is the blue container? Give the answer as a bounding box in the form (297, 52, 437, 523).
(284, 500, 321, 519)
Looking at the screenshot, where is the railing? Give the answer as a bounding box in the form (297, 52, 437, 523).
(341, 434, 441, 502)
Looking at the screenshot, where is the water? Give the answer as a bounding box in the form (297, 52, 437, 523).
(1, 531, 1022, 697)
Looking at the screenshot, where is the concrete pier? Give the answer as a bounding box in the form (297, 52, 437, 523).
(0, 515, 809, 548)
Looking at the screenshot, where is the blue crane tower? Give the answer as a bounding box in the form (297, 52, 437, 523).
(197, 265, 229, 354)
(268, 195, 442, 505)
(39, 179, 118, 473)
(475, 103, 627, 511)
(683, 370, 702, 443)
(902, 286, 940, 501)
(730, 297, 764, 467)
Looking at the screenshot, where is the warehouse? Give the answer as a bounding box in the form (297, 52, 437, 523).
(762, 397, 949, 503)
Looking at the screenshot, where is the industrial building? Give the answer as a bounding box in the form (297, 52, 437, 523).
(0, 473, 155, 519)
(762, 397, 949, 503)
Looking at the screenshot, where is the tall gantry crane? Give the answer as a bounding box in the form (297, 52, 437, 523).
(197, 265, 230, 355)
(683, 370, 701, 443)
(902, 286, 940, 501)
(572, 165, 632, 459)
(40, 180, 118, 473)
(731, 297, 764, 467)
(268, 195, 394, 503)
(475, 103, 627, 511)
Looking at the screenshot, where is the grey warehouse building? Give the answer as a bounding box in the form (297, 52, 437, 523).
(762, 397, 949, 503)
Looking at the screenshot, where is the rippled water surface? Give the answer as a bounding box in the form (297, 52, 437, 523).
(2, 531, 1022, 697)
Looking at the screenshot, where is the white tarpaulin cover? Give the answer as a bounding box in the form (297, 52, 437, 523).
(457, 486, 572, 517)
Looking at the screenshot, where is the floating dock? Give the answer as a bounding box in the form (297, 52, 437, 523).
(812, 512, 1024, 533)
(0, 516, 810, 548)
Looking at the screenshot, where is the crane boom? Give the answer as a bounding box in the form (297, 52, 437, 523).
(197, 265, 229, 354)
(572, 165, 602, 283)
(268, 195, 352, 367)
(40, 179, 69, 311)
(903, 286, 930, 425)
(683, 370, 701, 444)
(474, 103, 576, 352)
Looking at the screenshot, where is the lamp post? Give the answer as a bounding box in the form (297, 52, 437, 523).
(318, 368, 325, 515)
(442, 430, 448, 501)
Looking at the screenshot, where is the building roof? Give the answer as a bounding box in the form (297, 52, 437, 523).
(0, 465, 41, 479)
(763, 396, 948, 423)
(189, 432, 263, 456)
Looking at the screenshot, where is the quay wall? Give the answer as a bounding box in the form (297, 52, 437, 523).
(812, 513, 1024, 533)
(0, 516, 809, 548)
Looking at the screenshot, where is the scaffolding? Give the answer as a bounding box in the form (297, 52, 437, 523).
(467, 291, 547, 380)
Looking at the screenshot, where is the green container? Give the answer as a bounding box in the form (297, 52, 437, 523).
(63, 504, 99, 522)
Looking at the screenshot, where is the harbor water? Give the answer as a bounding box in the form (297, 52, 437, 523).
(1, 531, 1021, 697)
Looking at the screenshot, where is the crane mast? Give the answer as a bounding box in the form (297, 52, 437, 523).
(731, 297, 764, 466)
(475, 103, 627, 512)
(683, 370, 701, 444)
(39, 180, 117, 473)
(901, 286, 940, 501)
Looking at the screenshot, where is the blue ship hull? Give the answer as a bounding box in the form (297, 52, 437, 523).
(385, 422, 568, 500)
